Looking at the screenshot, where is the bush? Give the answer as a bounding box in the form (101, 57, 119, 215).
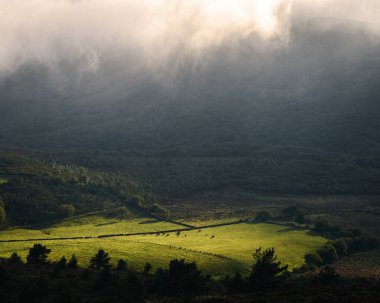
(330, 240, 348, 256)
(304, 252, 323, 267)
(316, 245, 338, 264)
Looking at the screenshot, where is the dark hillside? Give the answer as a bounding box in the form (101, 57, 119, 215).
(0, 151, 148, 225)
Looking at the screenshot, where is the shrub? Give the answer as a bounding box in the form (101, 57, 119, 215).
(304, 252, 323, 267)
(330, 240, 348, 256)
(316, 245, 338, 264)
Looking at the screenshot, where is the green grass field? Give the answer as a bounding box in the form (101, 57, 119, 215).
(0, 217, 327, 277)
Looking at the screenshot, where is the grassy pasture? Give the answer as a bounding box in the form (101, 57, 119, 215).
(131, 223, 326, 271)
(0, 217, 326, 277)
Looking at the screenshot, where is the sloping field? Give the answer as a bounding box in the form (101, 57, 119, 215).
(0, 217, 327, 277)
(130, 223, 327, 271)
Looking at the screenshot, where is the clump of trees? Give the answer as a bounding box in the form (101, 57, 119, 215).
(304, 221, 379, 270)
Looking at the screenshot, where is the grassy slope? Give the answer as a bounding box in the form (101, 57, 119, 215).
(131, 223, 326, 271)
(0, 217, 326, 277)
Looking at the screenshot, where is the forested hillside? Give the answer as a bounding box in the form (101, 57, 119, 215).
(0, 20, 379, 201)
(0, 151, 150, 225)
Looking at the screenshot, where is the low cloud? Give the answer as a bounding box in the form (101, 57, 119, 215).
(0, 0, 379, 77)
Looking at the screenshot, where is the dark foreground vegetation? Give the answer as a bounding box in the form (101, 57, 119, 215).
(0, 244, 379, 303)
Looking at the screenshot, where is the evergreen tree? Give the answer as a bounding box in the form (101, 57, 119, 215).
(26, 244, 51, 264)
(249, 247, 288, 290)
(67, 254, 78, 269)
(90, 249, 111, 269)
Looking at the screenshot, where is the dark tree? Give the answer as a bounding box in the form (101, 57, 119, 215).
(8, 252, 22, 264)
(304, 252, 323, 268)
(116, 259, 127, 271)
(90, 249, 111, 269)
(295, 212, 306, 226)
(67, 254, 78, 269)
(26, 244, 51, 264)
(331, 240, 348, 256)
(53, 256, 67, 276)
(316, 245, 338, 264)
(143, 262, 152, 274)
(249, 247, 288, 290)
(153, 259, 208, 297)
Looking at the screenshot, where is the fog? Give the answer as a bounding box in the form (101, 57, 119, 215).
(0, 0, 379, 79)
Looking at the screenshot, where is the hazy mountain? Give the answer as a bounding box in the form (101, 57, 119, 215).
(1, 19, 379, 157)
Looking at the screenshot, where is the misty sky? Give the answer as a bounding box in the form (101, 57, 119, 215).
(0, 0, 379, 77)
